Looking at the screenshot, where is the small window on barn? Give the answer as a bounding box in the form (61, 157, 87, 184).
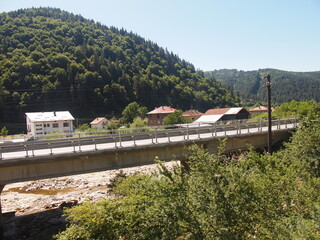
(53, 123, 59, 128)
(63, 122, 69, 127)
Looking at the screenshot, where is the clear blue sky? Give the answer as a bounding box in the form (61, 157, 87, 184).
(1, 0, 320, 72)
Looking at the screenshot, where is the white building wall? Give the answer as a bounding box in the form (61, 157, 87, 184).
(27, 118, 73, 138)
(91, 120, 108, 129)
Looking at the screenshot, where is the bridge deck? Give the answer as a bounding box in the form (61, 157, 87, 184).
(0, 120, 296, 162)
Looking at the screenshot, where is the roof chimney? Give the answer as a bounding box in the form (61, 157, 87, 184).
(53, 111, 56, 116)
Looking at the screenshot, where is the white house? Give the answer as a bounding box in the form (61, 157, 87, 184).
(90, 117, 109, 129)
(25, 111, 75, 138)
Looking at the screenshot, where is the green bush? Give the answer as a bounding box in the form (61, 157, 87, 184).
(55, 120, 320, 239)
(0, 126, 8, 137)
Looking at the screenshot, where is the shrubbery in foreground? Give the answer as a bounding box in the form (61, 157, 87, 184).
(55, 119, 320, 240)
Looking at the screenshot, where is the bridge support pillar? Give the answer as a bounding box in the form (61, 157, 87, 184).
(0, 184, 5, 240)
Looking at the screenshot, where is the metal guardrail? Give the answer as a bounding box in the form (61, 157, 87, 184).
(0, 118, 298, 160)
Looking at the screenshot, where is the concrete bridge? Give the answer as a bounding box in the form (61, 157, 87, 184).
(0, 118, 297, 185)
(0, 118, 297, 239)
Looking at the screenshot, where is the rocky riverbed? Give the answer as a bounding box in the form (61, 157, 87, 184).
(2, 161, 178, 240)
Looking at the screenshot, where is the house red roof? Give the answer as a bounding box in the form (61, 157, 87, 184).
(182, 110, 203, 117)
(147, 106, 177, 115)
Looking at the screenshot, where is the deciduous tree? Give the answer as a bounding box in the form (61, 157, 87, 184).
(121, 102, 147, 124)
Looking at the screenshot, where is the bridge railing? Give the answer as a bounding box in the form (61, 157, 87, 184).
(0, 117, 298, 160)
(16, 116, 298, 141)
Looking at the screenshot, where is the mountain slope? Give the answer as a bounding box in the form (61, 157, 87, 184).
(0, 7, 240, 130)
(205, 69, 320, 104)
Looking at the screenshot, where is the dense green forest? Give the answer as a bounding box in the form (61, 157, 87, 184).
(205, 69, 320, 104)
(55, 110, 320, 239)
(0, 7, 240, 132)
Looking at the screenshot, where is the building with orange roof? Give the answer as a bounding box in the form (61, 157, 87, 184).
(249, 106, 268, 112)
(147, 106, 177, 126)
(182, 110, 203, 121)
(249, 106, 274, 117)
(90, 117, 110, 129)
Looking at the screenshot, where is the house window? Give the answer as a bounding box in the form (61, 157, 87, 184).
(44, 123, 50, 127)
(157, 114, 160, 119)
(63, 122, 69, 127)
(36, 128, 42, 131)
(53, 123, 59, 128)
(36, 124, 42, 127)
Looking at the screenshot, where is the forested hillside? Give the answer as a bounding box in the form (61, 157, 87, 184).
(0, 7, 240, 131)
(205, 69, 320, 104)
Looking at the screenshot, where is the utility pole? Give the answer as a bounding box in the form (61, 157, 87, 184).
(264, 73, 272, 154)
